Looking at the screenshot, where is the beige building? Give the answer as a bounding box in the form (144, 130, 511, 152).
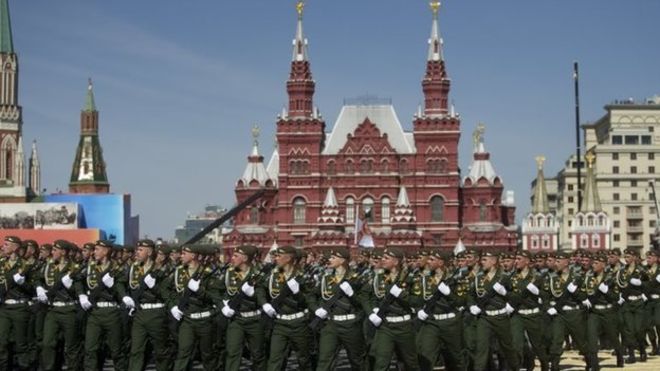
(549, 96, 660, 252)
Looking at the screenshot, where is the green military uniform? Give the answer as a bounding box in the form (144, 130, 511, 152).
(411, 251, 466, 371)
(645, 251, 660, 356)
(363, 248, 419, 371)
(583, 253, 623, 369)
(79, 240, 128, 371)
(311, 248, 366, 371)
(544, 251, 588, 371)
(171, 245, 222, 371)
(127, 239, 173, 371)
(467, 253, 519, 371)
(264, 246, 313, 371)
(615, 249, 648, 363)
(37, 240, 83, 371)
(0, 236, 33, 370)
(220, 245, 267, 371)
(508, 251, 549, 371)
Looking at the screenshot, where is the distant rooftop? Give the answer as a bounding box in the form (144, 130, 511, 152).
(609, 95, 660, 106)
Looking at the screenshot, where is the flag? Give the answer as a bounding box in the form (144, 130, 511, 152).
(453, 238, 466, 256)
(356, 206, 374, 248)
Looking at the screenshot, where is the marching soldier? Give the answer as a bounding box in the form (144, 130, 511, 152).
(170, 245, 222, 371)
(310, 247, 366, 371)
(363, 247, 419, 371)
(413, 250, 466, 371)
(583, 252, 624, 370)
(616, 248, 648, 363)
(467, 251, 519, 371)
(219, 245, 267, 371)
(36, 240, 83, 371)
(262, 245, 314, 371)
(645, 249, 660, 356)
(0, 236, 33, 370)
(126, 239, 173, 371)
(79, 239, 128, 371)
(509, 250, 549, 371)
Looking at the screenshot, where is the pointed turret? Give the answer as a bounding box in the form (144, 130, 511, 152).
(318, 187, 343, 225)
(532, 156, 549, 214)
(15, 135, 23, 186)
(422, 1, 451, 117)
(391, 186, 416, 225)
(238, 125, 273, 188)
(580, 152, 601, 212)
(464, 124, 500, 186)
(286, 1, 315, 118)
(28, 140, 40, 195)
(0, 0, 13, 53)
(69, 79, 110, 194)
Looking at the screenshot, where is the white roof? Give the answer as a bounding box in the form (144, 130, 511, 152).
(323, 187, 338, 207)
(239, 143, 271, 187)
(465, 142, 499, 185)
(266, 149, 279, 185)
(396, 186, 410, 207)
(323, 104, 415, 155)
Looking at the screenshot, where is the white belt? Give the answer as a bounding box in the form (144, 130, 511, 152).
(189, 311, 212, 319)
(594, 304, 613, 310)
(332, 314, 357, 321)
(239, 309, 261, 318)
(385, 314, 412, 323)
(4, 299, 27, 305)
(485, 308, 508, 316)
(432, 312, 456, 321)
(52, 301, 75, 307)
(518, 308, 540, 315)
(562, 305, 580, 311)
(96, 302, 117, 308)
(627, 295, 642, 301)
(276, 310, 308, 320)
(140, 303, 165, 310)
(651, 294, 660, 300)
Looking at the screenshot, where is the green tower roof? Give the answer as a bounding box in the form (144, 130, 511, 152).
(0, 0, 14, 53)
(84, 78, 97, 112)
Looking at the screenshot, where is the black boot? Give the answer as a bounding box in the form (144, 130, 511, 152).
(615, 350, 624, 367)
(584, 355, 591, 371)
(640, 345, 648, 362)
(591, 353, 600, 371)
(651, 338, 659, 357)
(626, 347, 636, 364)
(550, 357, 560, 371)
(540, 360, 550, 371)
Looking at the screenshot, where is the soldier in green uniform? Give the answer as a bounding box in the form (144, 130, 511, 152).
(509, 250, 549, 371)
(20, 239, 43, 369)
(363, 247, 419, 371)
(467, 251, 519, 371)
(0, 236, 33, 370)
(615, 248, 648, 363)
(263, 245, 313, 371)
(125, 239, 172, 371)
(310, 247, 365, 371)
(79, 239, 128, 371)
(645, 249, 660, 356)
(545, 250, 588, 371)
(170, 245, 222, 371)
(36, 240, 83, 371)
(583, 252, 624, 370)
(219, 245, 267, 371)
(413, 250, 466, 371)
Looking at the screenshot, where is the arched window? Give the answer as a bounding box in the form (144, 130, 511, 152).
(542, 235, 550, 249)
(399, 159, 408, 174)
(381, 160, 389, 173)
(479, 201, 487, 222)
(381, 197, 390, 224)
(249, 207, 259, 224)
(345, 160, 354, 174)
(362, 197, 374, 223)
(293, 197, 306, 224)
(345, 197, 355, 224)
(327, 161, 336, 176)
(431, 196, 444, 222)
(531, 236, 539, 249)
(592, 234, 600, 248)
(580, 234, 589, 248)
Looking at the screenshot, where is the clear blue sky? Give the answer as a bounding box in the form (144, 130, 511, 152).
(12, 0, 660, 239)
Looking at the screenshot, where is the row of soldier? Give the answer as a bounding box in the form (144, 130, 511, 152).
(1, 235, 660, 371)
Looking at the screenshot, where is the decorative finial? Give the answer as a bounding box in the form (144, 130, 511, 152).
(535, 155, 546, 170)
(296, 1, 305, 19)
(251, 124, 260, 146)
(472, 123, 485, 151)
(88, 77, 93, 90)
(585, 152, 595, 167)
(430, 1, 440, 17)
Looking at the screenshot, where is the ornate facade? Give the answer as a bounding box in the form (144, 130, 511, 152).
(224, 2, 518, 253)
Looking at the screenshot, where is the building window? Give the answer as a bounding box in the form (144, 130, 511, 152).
(649, 153, 655, 160)
(479, 201, 487, 222)
(649, 166, 655, 174)
(293, 197, 306, 224)
(613, 193, 620, 201)
(327, 161, 336, 176)
(651, 220, 657, 228)
(345, 197, 355, 224)
(568, 220, 572, 227)
(568, 184, 574, 191)
(613, 220, 620, 228)
(360, 159, 373, 173)
(345, 160, 354, 174)
(362, 198, 374, 222)
(641, 135, 652, 145)
(580, 234, 589, 248)
(381, 160, 389, 173)
(381, 197, 390, 224)
(613, 234, 620, 242)
(631, 193, 637, 201)
(593, 234, 600, 248)
(630, 153, 637, 160)
(613, 180, 619, 187)
(399, 159, 408, 174)
(631, 166, 637, 174)
(294, 237, 303, 247)
(568, 196, 574, 203)
(631, 180, 637, 187)
(531, 236, 538, 249)
(568, 208, 574, 215)
(431, 196, 444, 222)
(625, 135, 639, 145)
(612, 136, 622, 145)
(249, 207, 259, 224)
(613, 207, 620, 215)
(612, 153, 619, 160)
(612, 166, 619, 174)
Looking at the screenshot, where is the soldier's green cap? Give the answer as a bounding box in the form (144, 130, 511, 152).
(455, 252, 466, 259)
(4, 235, 21, 244)
(555, 250, 571, 259)
(406, 251, 419, 259)
(608, 248, 622, 257)
(465, 248, 478, 257)
(624, 248, 640, 257)
(156, 244, 171, 255)
(137, 239, 156, 249)
(330, 247, 350, 260)
(371, 249, 384, 258)
(359, 249, 371, 258)
(383, 247, 404, 260)
(123, 245, 135, 253)
(499, 252, 514, 259)
(516, 250, 532, 259)
(22, 239, 38, 249)
(95, 240, 114, 249)
(593, 253, 607, 263)
(429, 250, 448, 261)
(647, 250, 660, 258)
(481, 250, 498, 258)
(53, 240, 71, 252)
(83, 242, 95, 251)
(297, 249, 308, 259)
(40, 243, 53, 251)
(235, 245, 258, 259)
(276, 245, 297, 256)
